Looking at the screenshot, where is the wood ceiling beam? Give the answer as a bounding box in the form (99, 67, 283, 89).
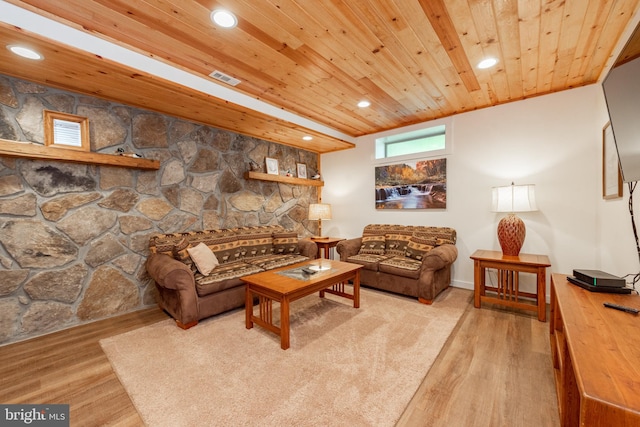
(418, 0, 481, 93)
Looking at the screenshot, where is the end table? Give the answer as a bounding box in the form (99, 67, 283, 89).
(310, 237, 344, 259)
(470, 249, 551, 321)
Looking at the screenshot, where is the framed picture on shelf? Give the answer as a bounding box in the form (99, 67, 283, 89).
(602, 122, 622, 199)
(44, 110, 90, 152)
(296, 163, 307, 179)
(265, 157, 279, 175)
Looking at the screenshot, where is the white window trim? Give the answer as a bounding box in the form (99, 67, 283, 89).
(372, 117, 453, 165)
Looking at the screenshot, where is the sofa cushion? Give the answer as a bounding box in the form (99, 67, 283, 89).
(385, 232, 413, 256)
(187, 242, 219, 276)
(437, 237, 456, 245)
(150, 232, 191, 256)
(359, 235, 386, 255)
(362, 224, 403, 236)
(378, 256, 421, 279)
(207, 234, 241, 264)
(414, 227, 457, 246)
(346, 253, 390, 271)
(273, 232, 299, 254)
(172, 237, 192, 262)
(244, 253, 309, 270)
(235, 227, 276, 259)
(405, 234, 437, 261)
(195, 261, 262, 297)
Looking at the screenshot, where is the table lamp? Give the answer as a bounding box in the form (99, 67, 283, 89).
(308, 203, 331, 238)
(491, 183, 537, 256)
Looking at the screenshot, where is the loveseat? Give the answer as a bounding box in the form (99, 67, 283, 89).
(146, 225, 318, 329)
(336, 224, 457, 304)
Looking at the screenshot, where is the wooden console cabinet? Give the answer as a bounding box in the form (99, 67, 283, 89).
(550, 274, 640, 426)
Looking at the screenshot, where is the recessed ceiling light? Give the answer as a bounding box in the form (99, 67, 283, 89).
(7, 45, 43, 60)
(357, 100, 371, 108)
(303, 136, 313, 141)
(211, 9, 238, 28)
(477, 58, 498, 69)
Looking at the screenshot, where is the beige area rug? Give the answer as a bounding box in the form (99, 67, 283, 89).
(100, 287, 470, 427)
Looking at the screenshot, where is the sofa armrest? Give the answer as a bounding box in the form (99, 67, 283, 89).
(146, 253, 195, 291)
(298, 239, 319, 258)
(336, 237, 362, 261)
(421, 244, 458, 271)
(146, 253, 199, 327)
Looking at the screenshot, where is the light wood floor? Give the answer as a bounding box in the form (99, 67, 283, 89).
(0, 290, 560, 426)
(397, 295, 560, 427)
(0, 309, 166, 426)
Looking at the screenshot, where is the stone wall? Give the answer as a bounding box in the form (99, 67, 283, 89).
(0, 74, 319, 345)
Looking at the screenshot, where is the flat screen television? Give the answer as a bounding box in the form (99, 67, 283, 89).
(602, 24, 640, 183)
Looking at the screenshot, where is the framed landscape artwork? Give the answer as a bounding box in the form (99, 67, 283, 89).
(375, 158, 447, 209)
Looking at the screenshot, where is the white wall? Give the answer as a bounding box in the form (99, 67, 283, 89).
(597, 163, 640, 280)
(322, 84, 639, 296)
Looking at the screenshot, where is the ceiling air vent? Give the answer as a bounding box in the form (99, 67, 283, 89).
(209, 70, 241, 86)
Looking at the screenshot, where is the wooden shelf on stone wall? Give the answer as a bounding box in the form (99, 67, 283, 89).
(0, 138, 160, 170)
(244, 171, 324, 187)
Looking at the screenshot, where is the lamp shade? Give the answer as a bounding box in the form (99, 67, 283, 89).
(491, 184, 537, 213)
(308, 203, 332, 221)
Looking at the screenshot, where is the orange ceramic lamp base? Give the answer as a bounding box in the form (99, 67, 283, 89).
(497, 213, 526, 256)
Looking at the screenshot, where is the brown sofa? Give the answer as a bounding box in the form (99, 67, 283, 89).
(146, 225, 318, 328)
(336, 224, 457, 304)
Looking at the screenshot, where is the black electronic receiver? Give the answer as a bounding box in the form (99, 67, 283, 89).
(603, 302, 639, 314)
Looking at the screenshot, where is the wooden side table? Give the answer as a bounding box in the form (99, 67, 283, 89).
(310, 237, 344, 259)
(470, 249, 551, 321)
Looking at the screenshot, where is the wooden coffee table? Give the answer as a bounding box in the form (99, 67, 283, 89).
(242, 259, 362, 350)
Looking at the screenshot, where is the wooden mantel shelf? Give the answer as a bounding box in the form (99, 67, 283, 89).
(244, 171, 324, 187)
(0, 138, 160, 170)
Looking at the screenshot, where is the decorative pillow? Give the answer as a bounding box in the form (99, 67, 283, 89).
(273, 232, 299, 254)
(172, 237, 191, 263)
(187, 242, 219, 276)
(385, 233, 412, 256)
(405, 235, 437, 261)
(359, 235, 386, 255)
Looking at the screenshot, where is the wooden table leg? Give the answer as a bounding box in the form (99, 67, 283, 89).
(537, 267, 547, 322)
(353, 270, 360, 309)
(280, 297, 290, 350)
(245, 285, 253, 329)
(474, 260, 482, 308)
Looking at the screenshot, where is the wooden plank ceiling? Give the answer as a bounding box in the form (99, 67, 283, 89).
(1, 0, 639, 154)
